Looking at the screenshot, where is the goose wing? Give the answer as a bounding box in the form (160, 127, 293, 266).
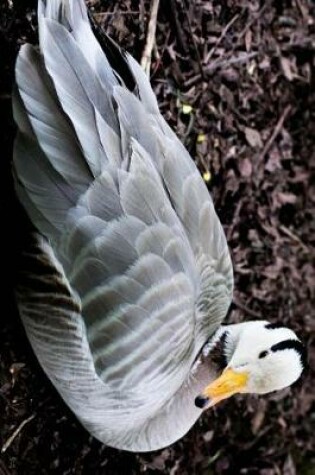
(13, 0, 233, 449)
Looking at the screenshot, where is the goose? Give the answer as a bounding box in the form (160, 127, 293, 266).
(12, 0, 306, 452)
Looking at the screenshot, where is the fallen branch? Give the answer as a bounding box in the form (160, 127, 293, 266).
(94, 11, 140, 18)
(183, 0, 205, 80)
(258, 105, 292, 162)
(236, 3, 269, 45)
(279, 225, 309, 252)
(141, 0, 160, 76)
(0, 460, 11, 475)
(1, 414, 35, 453)
(169, 0, 188, 54)
(206, 14, 240, 63)
(226, 200, 243, 242)
(233, 298, 262, 319)
(185, 51, 258, 88)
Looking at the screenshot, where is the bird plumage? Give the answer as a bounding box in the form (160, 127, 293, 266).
(13, 0, 304, 452)
(13, 0, 232, 451)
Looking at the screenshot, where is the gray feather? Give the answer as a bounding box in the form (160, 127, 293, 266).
(114, 87, 162, 166)
(40, 19, 113, 174)
(125, 53, 160, 114)
(14, 132, 76, 236)
(38, 0, 118, 89)
(15, 44, 92, 188)
(14, 0, 234, 453)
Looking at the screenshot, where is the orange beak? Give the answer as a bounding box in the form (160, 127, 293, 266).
(195, 368, 249, 409)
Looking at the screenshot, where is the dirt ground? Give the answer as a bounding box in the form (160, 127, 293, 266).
(0, 0, 314, 474)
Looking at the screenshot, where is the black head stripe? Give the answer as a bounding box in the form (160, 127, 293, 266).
(210, 331, 228, 371)
(265, 322, 286, 330)
(271, 339, 308, 369)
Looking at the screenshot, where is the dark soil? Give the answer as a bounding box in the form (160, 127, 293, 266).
(1, 1, 314, 474)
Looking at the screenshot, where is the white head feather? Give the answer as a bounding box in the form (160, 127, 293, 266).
(196, 320, 306, 410)
(226, 321, 305, 394)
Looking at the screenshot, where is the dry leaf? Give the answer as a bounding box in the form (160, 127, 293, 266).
(244, 127, 263, 148)
(203, 430, 214, 442)
(276, 192, 297, 205)
(280, 56, 294, 81)
(283, 453, 296, 475)
(239, 158, 252, 177)
(251, 405, 266, 434)
(245, 29, 252, 52)
(265, 147, 282, 172)
(262, 257, 284, 279)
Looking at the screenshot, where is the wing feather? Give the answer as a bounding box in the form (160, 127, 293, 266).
(14, 0, 234, 452)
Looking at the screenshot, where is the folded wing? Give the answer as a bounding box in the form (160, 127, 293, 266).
(13, 0, 233, 450)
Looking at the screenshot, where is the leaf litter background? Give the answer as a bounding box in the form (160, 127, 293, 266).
(0, 0, 314, 474)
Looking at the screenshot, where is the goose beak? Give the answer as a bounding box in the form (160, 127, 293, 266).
(195, 368, 249, 409)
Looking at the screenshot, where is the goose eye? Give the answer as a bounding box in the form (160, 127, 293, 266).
(259, 350, 268, 359)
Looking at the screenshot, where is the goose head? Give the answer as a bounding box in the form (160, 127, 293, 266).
(195, 321, 306, 409)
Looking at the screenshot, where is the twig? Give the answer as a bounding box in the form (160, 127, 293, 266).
(139, 0, 146, 37)
(1, 415, 35, 453)
(150, 30, 171, 80)
(0, 460, 11, 475)
(141, 0, 160, 76)
(183, 112, 195, 142)
(205, 51, 259, 73)
(295, 0, 309, 21)
(258, 105, 292, 162)
(185, 51, 258, 88)
(94, 11, 140, 17)
(279, 225, 309, 252)
(206, 14, 240, 64)
(183, 0, 205, 80)
(237, 3, 269, 44)
(226, 199, 242, 242)
(233, 298, 262, 319)
(169, 0, 188, 54)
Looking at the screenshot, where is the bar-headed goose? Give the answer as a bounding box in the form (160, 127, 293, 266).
(12, 0, 306, 452)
